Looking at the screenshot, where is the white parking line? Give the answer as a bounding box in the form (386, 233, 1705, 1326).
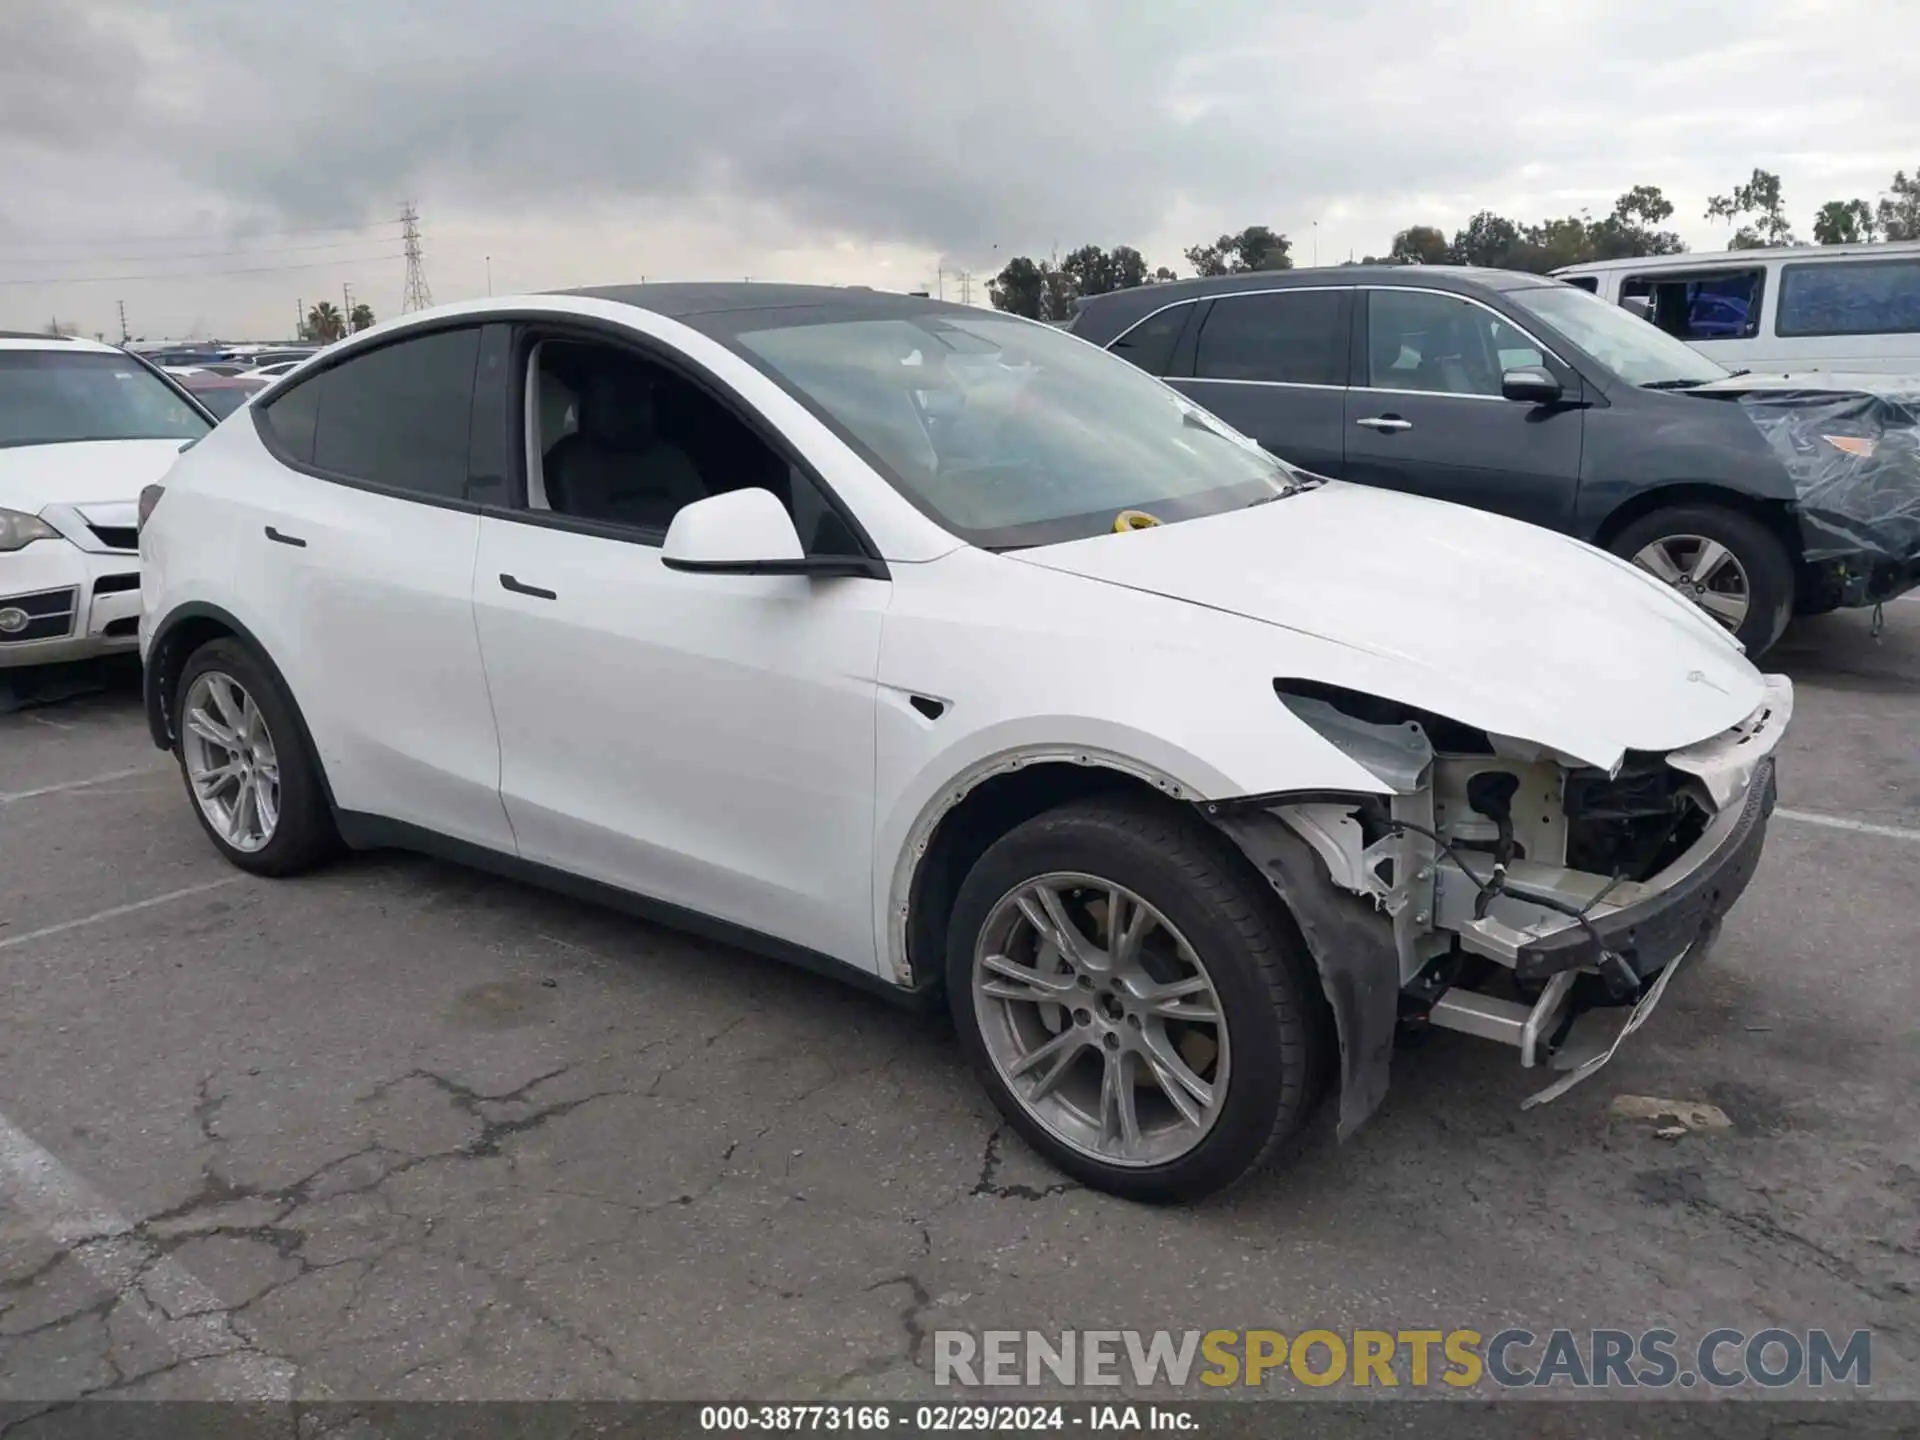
(1776, 808, 1920, 843)
(0, 764, 166, 805)
(0, 1113, 294, 1398)
(0, 877, 244, 954)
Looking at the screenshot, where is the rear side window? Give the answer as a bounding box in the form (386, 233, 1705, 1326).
(1620, 269, 1763, 341)
(1107, 302, 1193, 376)
(260, 327, 481, 499)
(1777, 258, 1920, 337)
(1193, 291, 1346, 385)
(257, 372, 320, 463)
(1563, 275, 1600, 293)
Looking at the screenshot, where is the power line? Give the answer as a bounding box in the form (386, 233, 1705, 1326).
(0, 253, 407, 286)
(0, 219, 403, 253)
(0, 235, 411, 268)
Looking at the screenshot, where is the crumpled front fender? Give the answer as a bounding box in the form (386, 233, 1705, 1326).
(1209, 807, 1400, 1139)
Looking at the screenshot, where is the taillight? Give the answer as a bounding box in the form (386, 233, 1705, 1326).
(137, 483, 166, 531)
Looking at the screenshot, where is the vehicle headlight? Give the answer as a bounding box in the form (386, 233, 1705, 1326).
(0, 508, 62, 552)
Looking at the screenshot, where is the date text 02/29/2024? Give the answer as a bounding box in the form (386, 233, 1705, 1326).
(699, 1404, 1191, 1432)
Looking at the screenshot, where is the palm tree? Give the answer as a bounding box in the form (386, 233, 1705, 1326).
(305, 301, 345, 342)
(349, 302, 375, 333)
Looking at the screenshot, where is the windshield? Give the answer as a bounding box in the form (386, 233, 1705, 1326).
(0, 350, 211, 449)
(1509, 283, 1730, 389)
(734, 311, 1296, 548)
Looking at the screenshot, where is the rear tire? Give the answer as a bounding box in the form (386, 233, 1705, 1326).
(945, 796, 1329, 1204)
(173, 638, 339, 876)
(1608, 505, 1795, 655)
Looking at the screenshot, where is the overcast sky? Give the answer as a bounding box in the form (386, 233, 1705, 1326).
(3, 0, 1914, 341)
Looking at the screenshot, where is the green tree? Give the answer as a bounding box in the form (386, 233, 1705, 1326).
(303, 301, 346, 342)
(988, 257, 1045, 318)
(349, 302, 376, 332)
(1108, 245, 1151, 290)
(1517, 215, 1598, 271)
(1876, 169, 1920, 241)
(1449, 211, 1522, 268)
(1812, 199, 1875, 245)
(1060, 245, 1116, 296)
(1586, 186, 1686, 260)
(1039, 263, 1078, 322)
(1388, 225, 1450, 265)
(1148, 265, 1178, 283)
(1705, 168, 1795, 248)
(1185, 225, 1293, 276)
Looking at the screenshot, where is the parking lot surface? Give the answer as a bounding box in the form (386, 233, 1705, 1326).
(1, 605, 1916, 1403)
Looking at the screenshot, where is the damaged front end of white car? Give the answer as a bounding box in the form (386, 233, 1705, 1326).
(1205, 673, 1791, 1137)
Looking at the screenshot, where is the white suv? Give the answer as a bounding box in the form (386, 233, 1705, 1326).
(138, 287, 1789, 1202)
(1, 333, 210, 670)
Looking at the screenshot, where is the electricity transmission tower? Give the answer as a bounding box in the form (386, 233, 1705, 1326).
(400, 202, 433, 312)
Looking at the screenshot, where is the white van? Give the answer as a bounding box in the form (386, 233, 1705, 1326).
(1553, 241, 1920, 376)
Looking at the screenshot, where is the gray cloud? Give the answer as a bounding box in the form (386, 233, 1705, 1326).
(3, 0, 1915, 336)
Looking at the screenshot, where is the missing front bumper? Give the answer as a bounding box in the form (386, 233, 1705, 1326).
(1496, 755, 1772, 983)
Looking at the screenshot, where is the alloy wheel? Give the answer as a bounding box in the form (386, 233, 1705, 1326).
(1631, 533, 1751, 633)
(972, 872, 1230, 1167)
(180, 670, 280, 853)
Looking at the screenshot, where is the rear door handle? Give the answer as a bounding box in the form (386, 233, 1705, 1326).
(499, 573, 557, 600)
(264, 525, 307, 547)
(1355, 416, 1413, 433)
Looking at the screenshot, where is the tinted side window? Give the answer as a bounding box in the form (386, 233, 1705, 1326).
(1564, 275, 1600, 293)
(258, 373, 320, 464)
(1107, 302, 1193, 375)
(1778, 259, 1920, 337)
(1365, 290, 1503, 396)
(1193, 291, 1345, 385)
(311, 328, 481, 498)
(1620, 269, 1763, 341)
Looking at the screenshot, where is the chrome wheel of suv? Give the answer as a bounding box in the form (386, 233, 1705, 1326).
(1632, 533, 1751, 633)
(180, 670, 280, 853)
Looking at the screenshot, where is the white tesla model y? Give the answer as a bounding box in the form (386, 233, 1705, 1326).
(140, 285, 1789, 1202)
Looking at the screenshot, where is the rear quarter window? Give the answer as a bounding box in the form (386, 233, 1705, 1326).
(1104, 302, 1193, 376)
(256, 327, 481, 500)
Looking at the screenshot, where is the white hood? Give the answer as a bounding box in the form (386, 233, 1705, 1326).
(1013, 481, 1766, 770)
(0, 439, 190, 513)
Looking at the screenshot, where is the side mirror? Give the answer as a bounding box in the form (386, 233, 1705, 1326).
(661, 488, 882, 579)
(1620, 295, 1653, 322)
(1500, 366, 1563, 405)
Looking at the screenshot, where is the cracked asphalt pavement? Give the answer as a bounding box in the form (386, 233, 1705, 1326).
(0, 605, 1916, 1404)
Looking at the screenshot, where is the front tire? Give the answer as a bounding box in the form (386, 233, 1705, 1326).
(1608, 505, 1795, 655)
(945, 797, 1329, 1204)
(173, 638, 338, 876)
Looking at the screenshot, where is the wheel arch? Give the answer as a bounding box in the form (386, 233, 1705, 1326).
(1592, 482, 1802, 564)
(143, 602, 338, 812)
(893, 749, 1216, 993)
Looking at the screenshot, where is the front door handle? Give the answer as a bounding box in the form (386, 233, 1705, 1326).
(1355, 416, 1413, 433)
(264, 525, 306, 547)
(499, 573, 557, 600)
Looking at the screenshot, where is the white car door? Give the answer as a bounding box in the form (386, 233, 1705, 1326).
(236, 323, 517, 853)
(471, 333, 889, 969)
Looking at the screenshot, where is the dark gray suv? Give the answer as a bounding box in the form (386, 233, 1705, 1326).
(1070, 267, 1920, 654)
